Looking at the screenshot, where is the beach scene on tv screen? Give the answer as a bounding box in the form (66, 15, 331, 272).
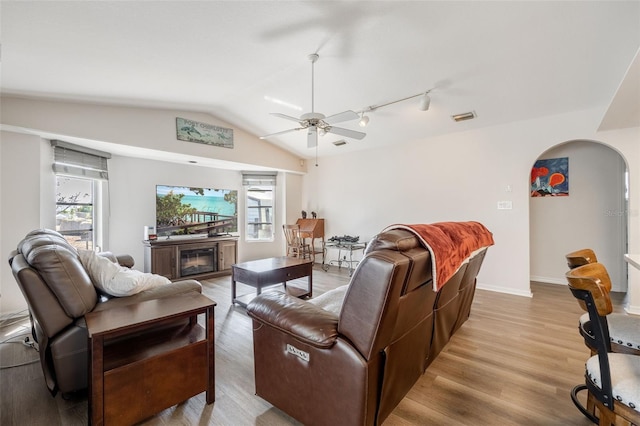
(156, 185, 238, 236)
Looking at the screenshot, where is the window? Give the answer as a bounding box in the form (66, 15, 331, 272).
(52, 140, 110, 250)
(243, 172, 276, 241)
(56, 176, 96, 250)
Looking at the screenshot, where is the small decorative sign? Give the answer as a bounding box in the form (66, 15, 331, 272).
(176, 117, 234, 149)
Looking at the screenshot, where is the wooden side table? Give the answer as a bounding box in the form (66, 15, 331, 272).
(85, 294, 216, 426)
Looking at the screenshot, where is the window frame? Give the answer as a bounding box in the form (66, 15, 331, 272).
(244, 184, 275, 242)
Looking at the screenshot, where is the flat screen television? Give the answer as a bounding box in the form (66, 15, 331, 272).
(156, 185, 238, 237)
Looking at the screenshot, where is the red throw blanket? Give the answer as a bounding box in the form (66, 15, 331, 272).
(383, 221, 494, 291)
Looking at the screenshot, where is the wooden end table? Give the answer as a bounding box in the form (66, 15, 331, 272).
(85, 294, 216, 426)
(231, 256, 313, 307)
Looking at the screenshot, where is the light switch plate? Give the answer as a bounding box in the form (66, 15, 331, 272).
(497, 201, 513, 210)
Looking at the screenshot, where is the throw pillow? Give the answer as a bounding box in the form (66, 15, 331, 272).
(79, 250, 171, 297)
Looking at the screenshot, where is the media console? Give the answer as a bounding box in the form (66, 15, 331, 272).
(143, 235, 238, 281)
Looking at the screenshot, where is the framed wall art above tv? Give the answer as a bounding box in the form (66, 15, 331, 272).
(156, 185, 238, 237)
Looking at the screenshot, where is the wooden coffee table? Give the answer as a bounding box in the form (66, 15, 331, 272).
(231, 256, 313, 307)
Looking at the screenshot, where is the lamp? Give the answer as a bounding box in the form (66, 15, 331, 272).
(358, 112, 369, 127)
(357, 88, 433, 125)
(418, 93, 431, 111)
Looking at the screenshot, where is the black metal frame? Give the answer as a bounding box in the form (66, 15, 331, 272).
(569, 286, 614, 424)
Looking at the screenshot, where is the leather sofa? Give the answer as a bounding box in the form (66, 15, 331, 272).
(8, 229, 202, 396)
(247, 228, 489, 425)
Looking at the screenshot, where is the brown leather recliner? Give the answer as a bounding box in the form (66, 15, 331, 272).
(8, 229, 203, 396)
(247, 228, 488, 425)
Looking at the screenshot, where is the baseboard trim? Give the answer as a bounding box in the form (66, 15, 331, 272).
(530, 275, 566, 285)
(0, 309, 30, 322)
(624, 305, 640, 316)
(476, 282, 533, 298)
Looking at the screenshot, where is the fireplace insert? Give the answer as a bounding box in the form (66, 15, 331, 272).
(180, 246, 217, 277)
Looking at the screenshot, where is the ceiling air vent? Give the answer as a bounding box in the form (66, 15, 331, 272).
(333, 140, 347, 146)
(451, 111, 476, 122)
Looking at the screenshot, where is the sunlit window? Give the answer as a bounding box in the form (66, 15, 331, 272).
(245, 185, 274, 241)
(56, 176, 96, 250)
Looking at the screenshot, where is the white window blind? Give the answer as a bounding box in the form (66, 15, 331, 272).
(242, 171, 277, 186)
(51, 140, 111, 180)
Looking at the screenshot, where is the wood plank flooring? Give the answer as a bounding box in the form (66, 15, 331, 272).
(0, 265, 601, 425)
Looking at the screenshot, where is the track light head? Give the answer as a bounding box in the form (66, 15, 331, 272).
(359, 113, 369, 127)
(418, 93, 431, 111)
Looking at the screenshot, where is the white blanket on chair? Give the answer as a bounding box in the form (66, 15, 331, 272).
(308, 285, 349, 316)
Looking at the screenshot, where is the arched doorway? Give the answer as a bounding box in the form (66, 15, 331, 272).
(529, 140, 628, 292)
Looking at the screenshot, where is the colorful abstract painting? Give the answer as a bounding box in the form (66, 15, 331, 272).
(531, 157, 569, 197)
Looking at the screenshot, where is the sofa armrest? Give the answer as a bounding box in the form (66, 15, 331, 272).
(247, 292, 339, 349)
(91, 279, 202, 312)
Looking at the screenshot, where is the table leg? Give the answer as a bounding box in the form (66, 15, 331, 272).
(348, 247, 355, 276)
(231, 279, 237, 304)
(206, 305, 215, 404)
(89, 334, 104, 426)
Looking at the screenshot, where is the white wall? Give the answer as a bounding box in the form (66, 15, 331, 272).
(303, 108, 640, 298)
(1, 132, 51, 314)
(283, 172, 304, 225)
(1, 96, 304, 173)
(530, 141, 627, 290)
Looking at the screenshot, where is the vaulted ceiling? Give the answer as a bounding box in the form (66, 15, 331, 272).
(2, 1, 639, 159)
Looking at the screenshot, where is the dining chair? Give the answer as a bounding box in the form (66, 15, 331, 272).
(564, 258, 640, 356)
(566, 264, 640, 425)
(283, 224, 312, 260)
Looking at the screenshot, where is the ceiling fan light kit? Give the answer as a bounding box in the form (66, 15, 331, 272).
(260, 53, 365, 148)
(358, 112, 370, 127)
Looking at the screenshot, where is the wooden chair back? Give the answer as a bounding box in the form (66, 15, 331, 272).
(566, 248, 598, 269)
(283, 225, 311, 259)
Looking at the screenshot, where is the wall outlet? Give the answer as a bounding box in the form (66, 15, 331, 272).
(497, 201, 513, 210)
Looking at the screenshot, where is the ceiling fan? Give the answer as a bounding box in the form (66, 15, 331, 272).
(260, 53, 366, 148)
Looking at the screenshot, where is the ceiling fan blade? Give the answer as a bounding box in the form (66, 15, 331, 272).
(270, 112, 302, 123)
(326, 126, 366, 140)
(259, 127, 304, 139)
(307, 127, 318, 148)
(323, 110, 359, 125)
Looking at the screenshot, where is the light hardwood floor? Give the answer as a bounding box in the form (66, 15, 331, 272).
(1, 265, 600, 425)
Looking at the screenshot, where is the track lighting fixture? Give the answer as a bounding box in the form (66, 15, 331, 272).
(418, 93, 431, 111)
(357, 89, 433, 127)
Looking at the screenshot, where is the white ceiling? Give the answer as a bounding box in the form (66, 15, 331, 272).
(1, 1, 639, 160)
